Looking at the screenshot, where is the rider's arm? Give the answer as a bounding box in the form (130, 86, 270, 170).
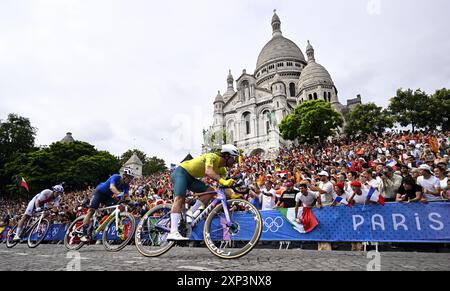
(110, 184, 121, 197)
(35, 199, 41, 209)
(205, 166, 222, 181)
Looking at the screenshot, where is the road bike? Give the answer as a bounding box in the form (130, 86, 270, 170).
(6, 208, 53, 248)
(64, 199, 136, 252)
(135, 176, 262, 259)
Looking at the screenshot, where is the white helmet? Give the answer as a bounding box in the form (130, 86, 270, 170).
(221, 144, 240, 157)
(123, 168, 135, 177)
(52, 185, 64, 194)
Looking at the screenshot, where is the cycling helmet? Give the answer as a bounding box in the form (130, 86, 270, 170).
(52, 185, 64, 194)
(123, 168, 136, 177)
(221, 144, 240, 157)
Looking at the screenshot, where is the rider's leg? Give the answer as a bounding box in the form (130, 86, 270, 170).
(190, 186, 215, 213)
(80, 190, 102, 239)
(15, 214, 30, 237)
(16, 198, 36, 237)
(170, 196, 185, 233)
(168, 167, 190, 240)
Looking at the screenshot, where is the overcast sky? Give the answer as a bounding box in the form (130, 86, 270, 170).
(0, 0, 449, 165)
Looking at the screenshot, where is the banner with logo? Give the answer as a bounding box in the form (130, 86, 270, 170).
(191, 202, 450, 242)
(2, 203, 449, 243)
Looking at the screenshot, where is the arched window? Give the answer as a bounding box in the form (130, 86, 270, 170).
(309, 94, 312, 100)
(323, 92, 327, 101)
(328, 92, 332, 102)
(289, 83, 296, 97)
(314, 93, 318, 100)
(243, 112, 251, 135)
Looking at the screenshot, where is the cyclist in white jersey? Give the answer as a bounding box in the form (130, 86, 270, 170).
(12, 185, 64, 241)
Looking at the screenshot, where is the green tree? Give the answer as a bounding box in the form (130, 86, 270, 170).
(0, 114, 37, 163)
(3, 141, 120, 196)
(0, 114, 37, 196)
(388, 89, 430, 132)
(428, 88, 450, 131)
(143, 156, 167, 175)
(344, 103, 394, 137)
(279, 100, 344, 143)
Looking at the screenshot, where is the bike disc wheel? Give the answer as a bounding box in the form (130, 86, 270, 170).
(27, 219, 50, 248)
(135, 204, 175, 257)
(204, 199, 262, 259)
(64, 216, 86, 251)
(102, 212, 136, 252)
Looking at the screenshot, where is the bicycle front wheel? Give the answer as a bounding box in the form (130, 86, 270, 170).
(135, 204, 175, 257)
(102, 212, 136, 252)
(204, 199, 262, 259)
(27, 219, 50, 248)
(64, 216, 86, 251)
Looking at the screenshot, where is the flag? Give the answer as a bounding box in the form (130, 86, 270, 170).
(334, 196, 352, 207)
(279, 207, 318, 234)
(367, 187, 385, 206)
(16, 176, 30, 192)
(428, 137, 439, 153)
(386, 160, 397, 167)
(346, 161, 353, 168)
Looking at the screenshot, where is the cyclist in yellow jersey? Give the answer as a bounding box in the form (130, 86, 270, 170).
(167, 144, 240, 241)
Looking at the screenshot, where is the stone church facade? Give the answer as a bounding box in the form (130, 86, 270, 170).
(205, 11, 360, 156)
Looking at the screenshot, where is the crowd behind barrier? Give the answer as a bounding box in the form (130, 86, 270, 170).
(1, 131, 449, 250)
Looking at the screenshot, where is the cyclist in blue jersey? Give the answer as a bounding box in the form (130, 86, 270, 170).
(79, 168, 135, 242)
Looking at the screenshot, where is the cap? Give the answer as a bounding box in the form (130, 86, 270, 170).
(350, 181, 362, 187)
(318, 171, 329, 177)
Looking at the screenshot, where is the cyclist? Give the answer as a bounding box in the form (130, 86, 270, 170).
(167, 144, 240, 241)
(12, 185, 64, 241)
(79, 168, 135, 242)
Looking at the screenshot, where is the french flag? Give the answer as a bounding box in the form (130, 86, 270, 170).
(346, 161, 353, 168)
(335, 196, 352, 207)
(367, 187, 385, 206)
(386, 160, 397, 167)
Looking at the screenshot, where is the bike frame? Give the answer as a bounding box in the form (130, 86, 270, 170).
(155, 187, 233, 233)
(91, 204, 128, 237)
(19, 211, 46, 239)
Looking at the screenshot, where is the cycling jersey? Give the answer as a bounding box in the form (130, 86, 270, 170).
(180, 153, 227, 178)
(24, 189, 61, 216)
(96, 174, 130, 197)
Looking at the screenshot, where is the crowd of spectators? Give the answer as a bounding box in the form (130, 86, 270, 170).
(1, 130, 449, 249)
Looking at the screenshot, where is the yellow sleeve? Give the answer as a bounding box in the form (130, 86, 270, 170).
(204, 154, 216, 168)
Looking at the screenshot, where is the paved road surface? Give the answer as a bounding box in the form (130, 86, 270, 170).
(1, 244, 449, 271)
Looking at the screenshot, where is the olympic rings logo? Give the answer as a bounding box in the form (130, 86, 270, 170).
(262, 216, 284, 233)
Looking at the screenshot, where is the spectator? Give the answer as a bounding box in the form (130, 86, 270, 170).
(379, 166, 403, 202)
(276, 182, 298, 208)
(309, 171, 334, 206)
(434, 165, 448, 196)
(331, 182, 351, 207)
(257, 180, 278, 211)
(396, 176, 423, 203)
(417, 164, 441, 202)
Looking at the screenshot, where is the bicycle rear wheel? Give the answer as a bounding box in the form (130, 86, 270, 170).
(5, 227, 19, 248)
(102, 212, 136, 252)
(135, 204, 175, 257)
(203, 199, 262, 259)
(64, 216, 86, 251)
(27, 219, 50, 248)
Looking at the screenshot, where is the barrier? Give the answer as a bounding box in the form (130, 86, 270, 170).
(2, 203, 449, 243)
(190, 202, 450, 243)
